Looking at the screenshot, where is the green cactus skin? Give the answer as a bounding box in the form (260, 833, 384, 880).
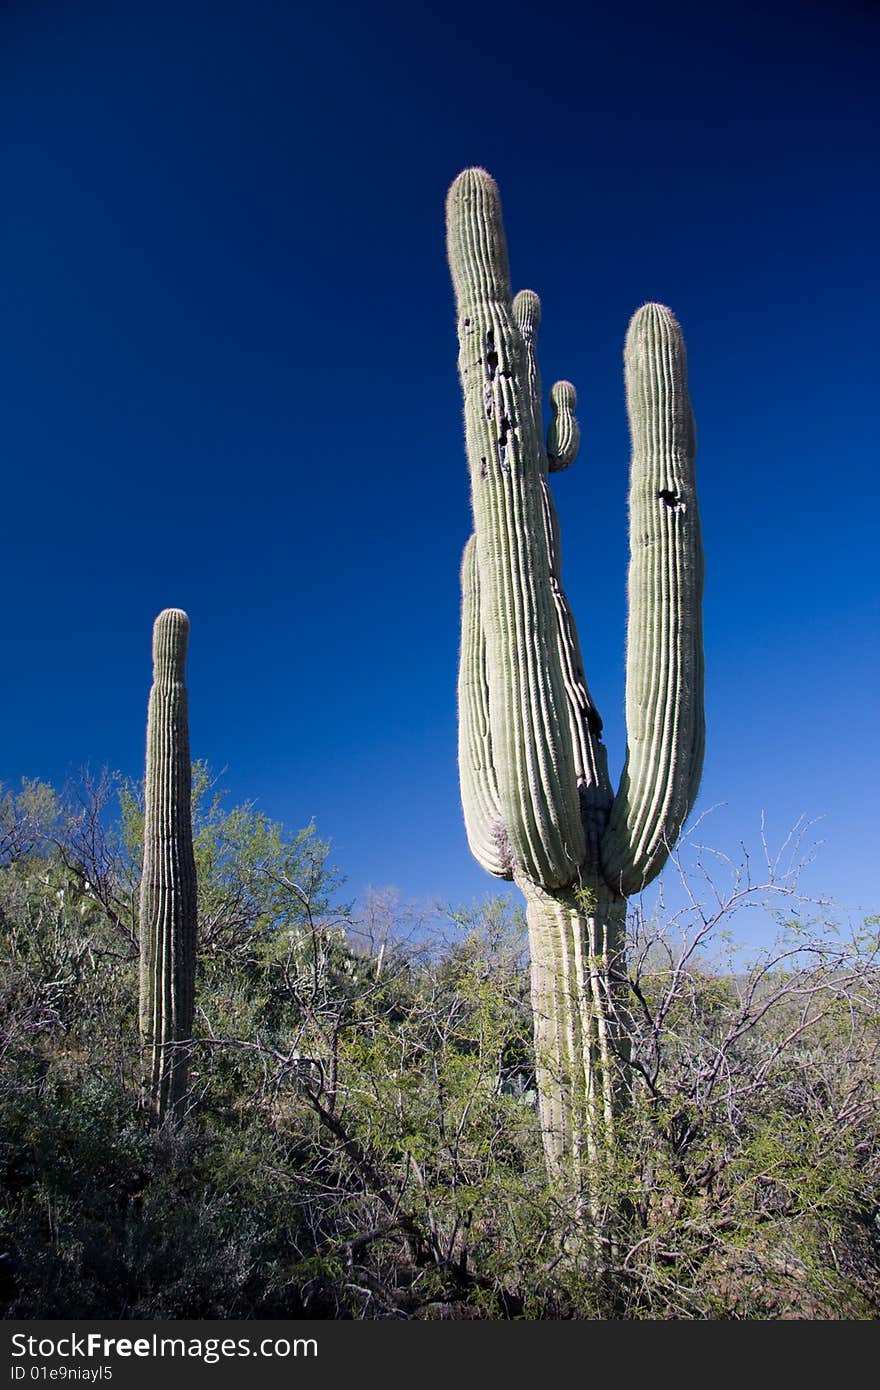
(447, 169, 704, 1189)
(601, 305, 705, 896)
(138, 608, 198, 1123)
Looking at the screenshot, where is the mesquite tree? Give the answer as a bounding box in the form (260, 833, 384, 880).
(447, 168, 704, 1192)
(138, 607, 197, 1122)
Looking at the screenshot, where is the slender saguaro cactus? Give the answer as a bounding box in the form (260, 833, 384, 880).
(447, 169, 704, 1192)
(138, 608, 197, 1122)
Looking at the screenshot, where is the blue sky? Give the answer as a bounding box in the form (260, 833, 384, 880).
(1, 0, 877, 925)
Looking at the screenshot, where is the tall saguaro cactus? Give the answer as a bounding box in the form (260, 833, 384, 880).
(139, 608, 198, 1122)
(447, 169, 704, 1192)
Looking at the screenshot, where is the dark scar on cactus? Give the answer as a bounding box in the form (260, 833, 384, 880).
(658, 489, 685, 511)
(485, 329, 499, 380)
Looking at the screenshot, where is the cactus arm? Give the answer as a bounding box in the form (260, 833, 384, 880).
(546, 381, 580, 473)
(601, 304, 705, 896)
(539, 468, 615, 869)
(512, 290, 579, 473)
(512, 288, 543, 438)
(511, 281, 613, 864)
(138, 608, 198, 1122)
(458, 536, 514, 878)
(511, 285, 613, 862)
(446, 168, 584, 889)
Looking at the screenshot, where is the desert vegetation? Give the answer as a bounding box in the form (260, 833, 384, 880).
(1, 772, 877, 1319)
(1, 167, 877, 1324)
(448, 169, 705, 1197)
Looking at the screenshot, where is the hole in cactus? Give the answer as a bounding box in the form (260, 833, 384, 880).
(480, 457, 488, 479)
(485, 328, 498, 380)
(497, 415, 513, 471)
(658, 489, 685, 511)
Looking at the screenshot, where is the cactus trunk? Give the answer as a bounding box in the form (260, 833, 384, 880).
(522, 878, 628, 1192)
(138, 608, 197, 1122)
(447, 169, 704, 1197)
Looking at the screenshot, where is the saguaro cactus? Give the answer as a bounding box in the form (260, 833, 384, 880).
(138, 608, 198, 1122)
(447, 169, 704, 1192)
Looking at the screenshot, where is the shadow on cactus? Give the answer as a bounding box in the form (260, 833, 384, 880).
(446, 168, 704, 1200)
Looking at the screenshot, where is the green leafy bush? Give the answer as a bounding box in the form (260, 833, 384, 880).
(0, 776, 877, 1318)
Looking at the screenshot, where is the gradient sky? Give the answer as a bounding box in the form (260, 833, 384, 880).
(1, 0, 877, 929)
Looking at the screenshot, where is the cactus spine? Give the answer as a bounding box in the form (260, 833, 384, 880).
(447, 169, 704, 1192)
(138, 608, 197, 1122)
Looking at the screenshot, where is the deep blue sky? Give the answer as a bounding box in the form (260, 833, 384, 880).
(1, 0, 877, 924)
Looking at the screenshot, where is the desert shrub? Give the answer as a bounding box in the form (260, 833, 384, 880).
(0, 776, 877, 1318)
